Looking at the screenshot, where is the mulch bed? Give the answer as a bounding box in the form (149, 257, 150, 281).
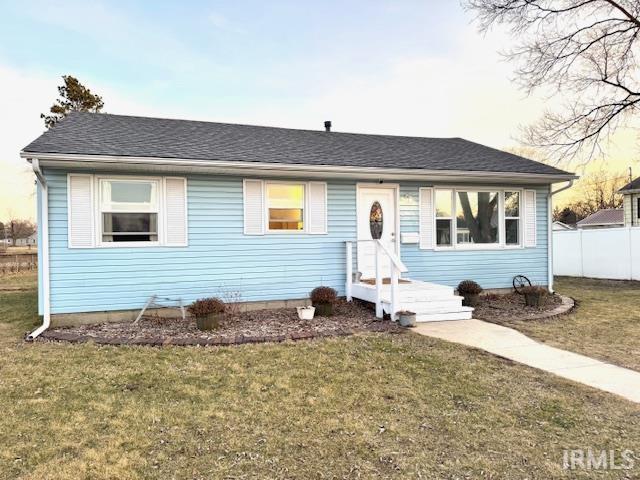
(473, 292, 573, 323)
(39, 299, 405, 347)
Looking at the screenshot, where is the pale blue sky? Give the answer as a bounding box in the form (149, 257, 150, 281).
(1, 1, 464, 119)
(1, 1, 636, 220)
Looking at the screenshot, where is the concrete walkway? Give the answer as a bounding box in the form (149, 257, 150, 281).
(414, 319, 640, 404)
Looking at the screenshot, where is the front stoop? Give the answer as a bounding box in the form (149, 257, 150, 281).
(351, 279, 473, 322)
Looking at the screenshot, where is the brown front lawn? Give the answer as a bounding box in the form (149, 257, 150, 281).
(0, 273, 639, 479)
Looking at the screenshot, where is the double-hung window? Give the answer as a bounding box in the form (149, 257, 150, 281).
(266, 183, 305, 232)
(435, 189, 453, 246)
(433, 188, 522, 249)
(99, 178, 160, 243)
(504, 191, 520, 245)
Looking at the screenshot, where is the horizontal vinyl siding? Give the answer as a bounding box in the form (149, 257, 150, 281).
(399, 184, 550, 289)
(46, 170, 355, 314)
(624, 194, 639, 226)
(45, 170, 550, 313)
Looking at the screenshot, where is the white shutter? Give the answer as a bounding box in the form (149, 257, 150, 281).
(67, 174, 95, 248)
(164, 177, 188, 246)
(307, 182, 327, 234)
(243, 179, 264, 235)
(524, 189, 537, 247)
(419, 187, 435, 249)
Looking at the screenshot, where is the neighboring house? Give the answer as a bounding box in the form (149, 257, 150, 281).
(553, 221, 575, 231)
(619, 176, 640, 227)
(576, 209, 624, 229)
(21, 112, 576, 336)
(14, 232, 37, 247)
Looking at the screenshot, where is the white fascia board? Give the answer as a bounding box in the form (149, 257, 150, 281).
(22, 152, 579, 184)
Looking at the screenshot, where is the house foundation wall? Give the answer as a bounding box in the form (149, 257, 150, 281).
(50, 298, 311, 327)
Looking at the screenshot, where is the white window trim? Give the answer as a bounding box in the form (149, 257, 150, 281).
(432, 186, 525, 251)
(94, 175, 165, 248)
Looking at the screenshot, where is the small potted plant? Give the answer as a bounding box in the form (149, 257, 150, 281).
(520, 285, 548, 307)
(397, 310, 416, 327)
(296, 305, 316, 320)
(310, 286, 337, 317)
(188, 297, 226, 331)
(457, 280, 483, 307)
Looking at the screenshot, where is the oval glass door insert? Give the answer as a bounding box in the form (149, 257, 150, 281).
(369, 201, 383, 239)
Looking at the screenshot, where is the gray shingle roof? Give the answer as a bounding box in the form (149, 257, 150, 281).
(620, 176, 640, 191)
(23, 112, 573, 176)
(576, 209, 624, 227)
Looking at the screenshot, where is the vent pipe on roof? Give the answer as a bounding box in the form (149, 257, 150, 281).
(324, 121, 331, 132)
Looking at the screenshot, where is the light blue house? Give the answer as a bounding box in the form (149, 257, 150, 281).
(22, 113, 575, 337)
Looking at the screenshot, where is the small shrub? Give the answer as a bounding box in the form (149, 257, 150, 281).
(520, 286, 548, 296)
(457, 280, 483, 295)
(310, 286, 338, 304)
(188, 297, 226, 317)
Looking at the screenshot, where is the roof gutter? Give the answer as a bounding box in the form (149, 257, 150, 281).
(27, 158, 50, 340)
(547, 179, 575, 292)
(21, 152, 578, 184)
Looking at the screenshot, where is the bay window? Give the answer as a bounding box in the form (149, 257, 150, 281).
(434, 188, 522, 248)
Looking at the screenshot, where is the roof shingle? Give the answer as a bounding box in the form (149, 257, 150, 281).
(23, 112, 573, 176)
(576, 209, 624, 227)
(620, 176, 640, 191)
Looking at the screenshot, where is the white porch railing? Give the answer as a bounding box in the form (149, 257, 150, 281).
(345, 240, 408, 320)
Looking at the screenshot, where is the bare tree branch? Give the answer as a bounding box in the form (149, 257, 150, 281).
(465, 0, 640, 164)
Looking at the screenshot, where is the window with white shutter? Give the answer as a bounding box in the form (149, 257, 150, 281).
(243, 180, 328, 235)
(524, 189, 537, 247)
(243, 179, 265, 235)
(67, 174, 95, 248)
(419, 187, 435, 249)
(307, 182, 327, 234)
(164, 177, 188, 246)
(67, 174, 190, 248)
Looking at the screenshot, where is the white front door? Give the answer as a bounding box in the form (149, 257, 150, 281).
(357, 186, 398, 279)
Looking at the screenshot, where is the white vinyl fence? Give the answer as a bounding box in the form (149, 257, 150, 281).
(553, 227, 640, 280)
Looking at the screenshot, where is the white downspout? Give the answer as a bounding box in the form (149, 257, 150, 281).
(547, 180, 575, 293)
(27, 158, 50, 340)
